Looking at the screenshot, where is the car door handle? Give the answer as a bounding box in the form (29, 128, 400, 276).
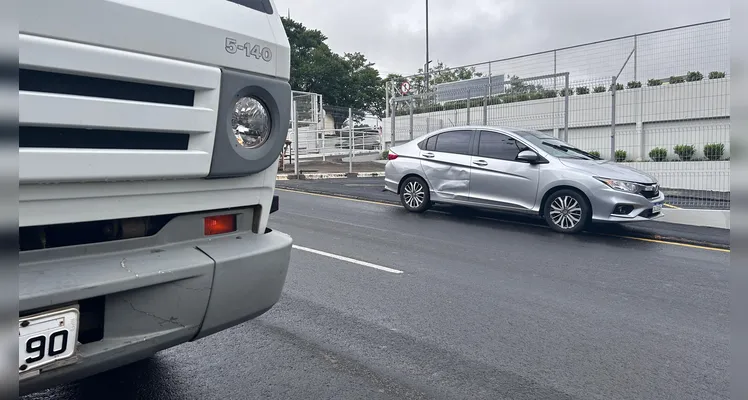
(473, 160, 488, 166)
(422, 152, 435, 158)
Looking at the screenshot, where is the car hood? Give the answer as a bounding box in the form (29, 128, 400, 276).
(558, 159, 657, 183)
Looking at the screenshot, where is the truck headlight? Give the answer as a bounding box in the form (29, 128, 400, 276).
(232, 96, 271, 148)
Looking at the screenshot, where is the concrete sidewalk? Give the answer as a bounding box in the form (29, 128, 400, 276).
(276, 177, 730, 249)
(278, 157, 386, 178)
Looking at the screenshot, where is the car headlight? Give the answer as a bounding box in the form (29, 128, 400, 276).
(595, 177, 640, 193)
(232, 96, 271, 148)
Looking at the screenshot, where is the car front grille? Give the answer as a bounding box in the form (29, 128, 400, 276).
(639, 184, 659, 199)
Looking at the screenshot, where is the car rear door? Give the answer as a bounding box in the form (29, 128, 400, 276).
(419, 129, 475, 202)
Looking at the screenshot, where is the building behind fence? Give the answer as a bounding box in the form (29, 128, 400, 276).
(282, 91, 384, 174)
(382, 19, 730, 209)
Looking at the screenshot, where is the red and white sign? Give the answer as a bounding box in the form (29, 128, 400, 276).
(399, 81, 411, 95)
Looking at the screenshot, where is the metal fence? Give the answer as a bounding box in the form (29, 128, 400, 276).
(383, 19, 730, 209)
(283, 91, 384, 175)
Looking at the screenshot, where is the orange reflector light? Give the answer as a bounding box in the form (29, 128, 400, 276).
(204, 214, 237, 236)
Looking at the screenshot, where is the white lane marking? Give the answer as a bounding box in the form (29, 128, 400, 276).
(292, 245, 404, 274)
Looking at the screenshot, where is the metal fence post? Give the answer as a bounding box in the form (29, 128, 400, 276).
(466, 89, 471, 125)
(292, 100, 299, 176)
(384, 82, 390, 149)
(488, 63, 492, 97)
(348, 107, 353, 174)
(391, 98, 396, 148)
(312, 94, 319, 152)
(610, 76, 617, 161)
(563, 73, 569, 142)
(425, 92, 430, 134)
(483, 95, 488, 125)
(408, 100, 414, 140)
(321, 107, 326, 162)
(320, 95, 326, 162)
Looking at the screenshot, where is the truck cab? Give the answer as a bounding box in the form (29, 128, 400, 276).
(18, 0, 293, 394)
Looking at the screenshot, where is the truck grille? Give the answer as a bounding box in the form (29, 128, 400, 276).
(19, 34, 221, 183)
(20, 68, 195, 106)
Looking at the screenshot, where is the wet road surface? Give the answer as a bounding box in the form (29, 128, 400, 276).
(276, 177, 730, 249)
(25, 190, 730, 400)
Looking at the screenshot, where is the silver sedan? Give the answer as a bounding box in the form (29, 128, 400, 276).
(384, 126, 665, 233)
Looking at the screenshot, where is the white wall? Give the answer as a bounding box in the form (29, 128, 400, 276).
(383, 77, 731, 160)
(626, 161, 729, 192)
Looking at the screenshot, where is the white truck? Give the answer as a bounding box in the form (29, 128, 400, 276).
(18, 0, 293, 394)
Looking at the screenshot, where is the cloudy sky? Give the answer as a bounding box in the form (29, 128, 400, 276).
(274, 0, 730, 80)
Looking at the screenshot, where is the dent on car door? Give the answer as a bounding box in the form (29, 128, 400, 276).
(468, 131, 541, 210)
(419, 130, 474, 201)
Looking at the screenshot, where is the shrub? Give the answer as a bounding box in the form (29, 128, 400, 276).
(669, 75, 685, 84)
(614, 150, 627, 162)
(609, 83, 624, 91)
(559, 88, 574, 96)
(588, 150, 601, 158)
(575, 86, 590, 95)
(627, 81, 642, 89)
(647, 79, 662, 86)
(703, 143, 725, 161)
(686, 71, 703, 82)
(593, 86, 606, 93)
(542, 89, 559, 98)
(380, 149, 390, 160)
(708, 71, 726, 79)
(673, 144, 696, 161)
(648, 147, 668, 162)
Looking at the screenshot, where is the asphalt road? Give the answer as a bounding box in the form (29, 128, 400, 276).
(277, 177, 730, 249)
(25, 190, 730, 400)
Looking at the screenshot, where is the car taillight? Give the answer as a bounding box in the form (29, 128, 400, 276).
(387, 152, 398, 160)
(204, 214, 237, 236)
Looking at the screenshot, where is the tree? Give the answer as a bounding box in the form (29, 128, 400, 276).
(388, 61, 482, 97)
(281, 17, 384, 128)
(505, 75, 544, 94)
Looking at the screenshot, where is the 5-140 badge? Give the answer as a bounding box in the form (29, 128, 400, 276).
(225, 38, 272, 62)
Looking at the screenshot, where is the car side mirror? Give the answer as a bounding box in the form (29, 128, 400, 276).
(517, 150, 540, 163)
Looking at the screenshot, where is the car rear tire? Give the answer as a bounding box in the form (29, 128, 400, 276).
(400, 176, 431, 213)
(543, 189, 590, 234)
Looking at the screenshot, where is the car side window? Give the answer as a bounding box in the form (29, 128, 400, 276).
(478, 131, 528, 161)
(433, 130, 472, 155)
(425, 136, 437, 151)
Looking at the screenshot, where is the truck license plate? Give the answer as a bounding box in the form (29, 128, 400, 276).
(19, 307, 79, 374)
(652, 202, 663, 214)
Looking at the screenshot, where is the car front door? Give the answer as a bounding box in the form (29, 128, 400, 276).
(468, 130, 541, 210)
(419, 129, 475, 202)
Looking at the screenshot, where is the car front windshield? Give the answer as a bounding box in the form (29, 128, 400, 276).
(511, 129, 598, 160)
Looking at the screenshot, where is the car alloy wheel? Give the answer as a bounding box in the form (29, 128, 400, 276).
(543, 189, 590, 233)
(550, 196, 582, 229)
(400, 176, 431, 213)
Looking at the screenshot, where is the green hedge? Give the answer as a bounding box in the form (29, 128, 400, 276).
(391, 70, 727, 117)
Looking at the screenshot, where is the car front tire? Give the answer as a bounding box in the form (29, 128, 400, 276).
(400, 176, 431, 213)
(543, 189, 591, 233)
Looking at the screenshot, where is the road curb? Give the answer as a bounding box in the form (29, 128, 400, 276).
(277, 171, 384, 180)
(275, 186, 730, 250)
(658, 209, 730, 230)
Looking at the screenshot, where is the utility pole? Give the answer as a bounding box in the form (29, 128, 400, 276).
(424, 0, 430, 93)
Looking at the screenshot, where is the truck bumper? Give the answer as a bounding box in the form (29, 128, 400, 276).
(19, 227, 292, 395)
